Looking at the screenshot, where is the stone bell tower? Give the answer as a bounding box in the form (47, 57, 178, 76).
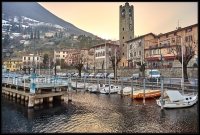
(119, 2, 134, 67)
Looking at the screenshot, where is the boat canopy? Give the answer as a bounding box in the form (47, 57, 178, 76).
(166, 90, 184, 102)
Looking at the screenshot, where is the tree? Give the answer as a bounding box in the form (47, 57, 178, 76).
(43, 54, 49, 68)
(37, 30, 40, 39)
(136, 61, 146, 78)
(3, 34, 10, 47)
(60, 59, 66, 69)
(109, 48, 121, 79)
(171, 36, 197, 82)
(73, 51, 85, 77)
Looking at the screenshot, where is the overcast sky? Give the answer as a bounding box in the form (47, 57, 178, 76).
(39, 2, 198, 40)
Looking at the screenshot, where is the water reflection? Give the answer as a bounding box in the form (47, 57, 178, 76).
(1, 92, 198, 133)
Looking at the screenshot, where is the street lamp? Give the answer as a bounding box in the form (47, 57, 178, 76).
(181, 37, 184, 94)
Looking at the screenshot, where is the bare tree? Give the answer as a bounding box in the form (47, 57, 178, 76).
(136, 61, 146, 78)
(109, 48, 121, 79)
(73, 51, 86, 77)
(171, 36, 197, 82)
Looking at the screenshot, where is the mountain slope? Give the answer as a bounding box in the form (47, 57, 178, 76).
(2, 2, 94, 37)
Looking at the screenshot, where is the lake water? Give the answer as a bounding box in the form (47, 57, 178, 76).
(1, 91, 198, 133)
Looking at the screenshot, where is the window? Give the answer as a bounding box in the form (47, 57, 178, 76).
(37, 57, 39, 60)
(63, 55, 65, 57)
(123, 36, 124, 39)
(129, 24, 132, 30)
(24, 57, 26, 60)
(123, 53, 124, 55)
(28, 57, 30, 60)
(134, 52, 136, 56)
(186, 28, 192, 33)
(130, 53, 133, 57)
(130, 44, 132, 49)
(123, 28, 124, 31)
(139, 41, 142, 46)
(123, 44, 124, 47)
(172, 38, 175, 43)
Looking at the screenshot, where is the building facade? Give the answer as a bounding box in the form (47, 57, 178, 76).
(3, 58, 23, 72)
(91, 43, 119, 70)
(22, 54, 43, 68)
(126, 33, 156, 68)
(119, 2, 134, 68)
(144, 24, 198, 69)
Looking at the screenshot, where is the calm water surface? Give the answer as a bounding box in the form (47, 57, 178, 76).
(1, 91, 198, 133)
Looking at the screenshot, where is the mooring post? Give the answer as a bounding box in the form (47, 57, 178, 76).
(76, 76, 78, 92)
(23, 76, 26, 92)
(143, 78, 146, 105)
(120, 78, 123, 97)
(109, 77, 111, 94)
(97, 77, 99, 92)
(161, 76, 164, 110)
(16, 77, 18, 90)
(68, 78, 72, 102)
(84, 76, 86, 89)
(131, 78, 134, 100)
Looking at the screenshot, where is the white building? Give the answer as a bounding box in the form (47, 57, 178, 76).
(22, 54, 43, 68)
(91, 43, 119, 69)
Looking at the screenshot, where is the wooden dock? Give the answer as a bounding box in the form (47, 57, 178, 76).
(2, 87, 69, 108)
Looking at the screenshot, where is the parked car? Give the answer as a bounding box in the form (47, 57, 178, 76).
(101, 73, 109, 78)
(73, 73, 79, 77)
(81, 73, 85, 78)
(108, 73, 114, 79)
(95, 73, 103, 78)
(83, 73, 90, 78)
(130, 73, 140, 80)
(89, 73, 95, 78)
(146, 69, 161, 82)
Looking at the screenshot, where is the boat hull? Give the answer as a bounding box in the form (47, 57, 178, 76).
(130, 90, 161, 99)
(156, 95, 198, 108)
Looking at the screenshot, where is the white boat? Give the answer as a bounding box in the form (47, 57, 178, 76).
(71, 81, 89, 89)
(99, 84, 121, 94)
(88, 83, 106, 93)
(156, 90, 198, 108)
(117, 86, 135, 95)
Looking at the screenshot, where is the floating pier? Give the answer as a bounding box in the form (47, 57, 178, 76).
(2, 75, 70, 108)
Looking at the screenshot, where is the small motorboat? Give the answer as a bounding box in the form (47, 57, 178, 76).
(88, 83, 106, 93)
(156, 90, 198, 108)
(117, 86, 135, 96)
(129, 89, 161, 99)
(71, 81, 89, 89)
(100, 84, 121, 94)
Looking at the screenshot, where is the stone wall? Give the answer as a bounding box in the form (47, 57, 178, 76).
(35, 67, 197, 78)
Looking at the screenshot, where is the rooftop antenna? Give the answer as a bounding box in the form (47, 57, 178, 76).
(177, 19, 181, 29)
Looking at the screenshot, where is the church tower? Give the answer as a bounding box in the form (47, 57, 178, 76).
(119, 2, 134, 67)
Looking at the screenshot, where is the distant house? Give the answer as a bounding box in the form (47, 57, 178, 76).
(45, 32, 54, 38)
(91, 43, 119, 69)
(3, 58, 23, 72)
(22, 54, 43, 68)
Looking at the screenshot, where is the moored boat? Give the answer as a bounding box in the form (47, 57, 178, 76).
(156, 90, 198, 108)
(129, 89, 161, 99)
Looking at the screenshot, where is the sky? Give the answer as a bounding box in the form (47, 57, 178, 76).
(39, 2, 198, 40)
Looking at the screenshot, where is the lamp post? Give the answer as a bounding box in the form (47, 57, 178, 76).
(176, 35, 184, 94)
(105, 42, 107, 84)
(115, 47, 117, 82)
(181, 37, 184, 94)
